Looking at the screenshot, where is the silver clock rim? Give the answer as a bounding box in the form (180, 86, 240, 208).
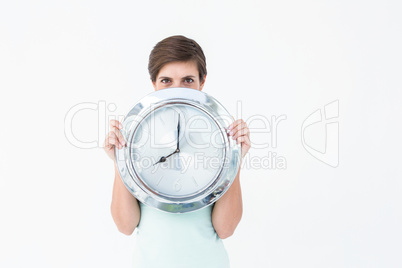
(115, 87, 241, 213)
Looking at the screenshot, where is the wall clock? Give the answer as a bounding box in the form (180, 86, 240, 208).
(115, 87, 240, 213)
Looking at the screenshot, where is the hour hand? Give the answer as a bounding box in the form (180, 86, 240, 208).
(153, 148, 179, 166)
(153, 156, 166, 166)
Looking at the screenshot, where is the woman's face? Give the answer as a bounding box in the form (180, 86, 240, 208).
(152, 61, 206, 91)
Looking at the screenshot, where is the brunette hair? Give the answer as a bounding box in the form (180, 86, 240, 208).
(148, 35, 207, 83)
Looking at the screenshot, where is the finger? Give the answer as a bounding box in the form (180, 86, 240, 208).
(109, 119, 126, 146)
(237, 135, 251, 158)
(232, 124, 249, 140)
(104, 133, 121, 149)
(237, 135, 251, 148)
(112, 128, 126, 146)
(228, 119, 243, 131)
(229, 120, 246, 134)
(244, 135, 251, 147)
(110, 119, 123, 129)
(230, 122, 248, 138)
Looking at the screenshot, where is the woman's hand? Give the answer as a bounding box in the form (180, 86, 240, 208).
(228, 119, 251, 159)
(103, 119, 127, 161)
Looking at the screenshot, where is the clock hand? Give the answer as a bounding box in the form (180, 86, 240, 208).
(153, 156, 167, 166)
(154, 114, 181, 166)
(177, 113, 180, 151)
(165, 148, 179, 159)
(153, 148, 180, 166)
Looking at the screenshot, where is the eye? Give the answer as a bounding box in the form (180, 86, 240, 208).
(161, 78, 171, 84)
(184, 78, 194, 83)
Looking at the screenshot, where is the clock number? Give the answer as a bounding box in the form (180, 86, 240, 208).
(192, 176, 198, 187)
(157, 176, 164, 186)
(174, 178, 182, 192)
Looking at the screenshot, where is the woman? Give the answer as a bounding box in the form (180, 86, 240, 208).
(104, 35, 251, 267)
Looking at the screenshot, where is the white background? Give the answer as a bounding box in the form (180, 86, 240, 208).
(1, 0, 401, 267)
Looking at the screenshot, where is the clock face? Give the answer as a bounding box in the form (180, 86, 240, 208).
(129, 103, 226, 197)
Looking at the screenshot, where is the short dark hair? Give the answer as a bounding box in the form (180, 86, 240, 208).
(148, 35, 207, 83)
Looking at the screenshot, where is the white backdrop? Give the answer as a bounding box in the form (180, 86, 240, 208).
(1, 0, 401, 267)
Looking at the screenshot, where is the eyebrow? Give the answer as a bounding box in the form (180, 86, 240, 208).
(157, 75, 196, 80)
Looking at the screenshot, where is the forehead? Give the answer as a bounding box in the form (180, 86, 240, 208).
(157, 61, 199, 78)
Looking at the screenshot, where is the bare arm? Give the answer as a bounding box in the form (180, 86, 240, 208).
(212, 167, 243, 239)
(105, 119, 141, 236)
(212, 119, 250, 239)
(111, 162, 141, 235)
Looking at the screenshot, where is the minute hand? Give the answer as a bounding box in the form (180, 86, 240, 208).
(177, 114, 180, 150)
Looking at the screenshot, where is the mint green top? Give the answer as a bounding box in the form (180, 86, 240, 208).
(132, 202, 230, 268)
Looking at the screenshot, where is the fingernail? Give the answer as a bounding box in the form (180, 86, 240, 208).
(230, 131, 234, 136)
(119, 123, 123, 129)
